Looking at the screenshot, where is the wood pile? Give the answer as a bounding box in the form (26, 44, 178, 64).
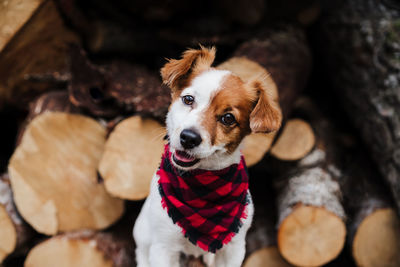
(317, 0, 400, 217)
(0, 0, 400, 266)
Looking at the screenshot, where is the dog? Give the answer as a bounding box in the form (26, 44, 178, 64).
(133, 46, 282, 267)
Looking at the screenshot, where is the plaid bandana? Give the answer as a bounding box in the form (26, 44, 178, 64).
(157, 144, 249, 253)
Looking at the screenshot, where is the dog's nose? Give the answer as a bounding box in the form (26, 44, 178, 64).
(180, 129, 202, 149)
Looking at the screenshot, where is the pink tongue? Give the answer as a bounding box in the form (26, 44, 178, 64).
(174, 151, 196, 163)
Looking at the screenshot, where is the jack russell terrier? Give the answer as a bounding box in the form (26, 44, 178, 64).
(133, 46, 282, 267)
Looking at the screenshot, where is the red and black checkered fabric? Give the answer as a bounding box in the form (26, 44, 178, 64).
(157, 144, 250, 253)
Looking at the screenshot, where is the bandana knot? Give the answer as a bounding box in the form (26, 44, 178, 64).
(157, 144, 249, 253)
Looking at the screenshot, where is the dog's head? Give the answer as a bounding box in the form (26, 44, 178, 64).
(161, 46, 282, 170)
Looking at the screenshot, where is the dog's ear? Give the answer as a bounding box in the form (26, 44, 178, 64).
(248, 79, 282, 133)
(161, 46, 216, 92)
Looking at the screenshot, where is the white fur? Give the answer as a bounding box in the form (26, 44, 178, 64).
(133, 69, 254, 267)
(166, 69, 238, 170)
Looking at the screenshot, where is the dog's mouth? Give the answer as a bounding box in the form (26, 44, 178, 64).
(172, 150, 200, 168)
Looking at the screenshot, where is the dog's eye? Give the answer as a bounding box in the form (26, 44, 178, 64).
(221, 113, 236, 126)
(182, 95, 194, 105)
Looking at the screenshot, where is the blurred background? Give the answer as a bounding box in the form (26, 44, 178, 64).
(0, 0, 400, 266)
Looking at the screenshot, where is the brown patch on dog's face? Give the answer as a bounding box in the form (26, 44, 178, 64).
(201, 75, 257, 153)
(161, 46, 216, 102)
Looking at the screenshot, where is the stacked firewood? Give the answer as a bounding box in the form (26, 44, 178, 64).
(1, 0, 400, 267)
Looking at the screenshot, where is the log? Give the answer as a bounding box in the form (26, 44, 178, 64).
(21, 92, 164, 202)
(8, 112, 124, 235)
(243, 247, 292, 267)
(18, 90, 123, 144)
(27, 91, 78, 119)
(15, 91, 81, 147)
(241, 132, 276, 167)
(24, 230, 133, 267)
(270, 118, 315, 161)
(0, 0, 79, 109)
(99, 116, 166, 200)
(273, 98, 400, 267)
(266, 99, 347, 266)
(277, 178, 346, 267)
(25, 201, 139, 267)
(352, 208, 400, 267)
(68, 46, 170, 119)
(67, 46, 122, 118)
(0, 203, 14, 263)
(317, 0, 400, 214)
(0, 0, 44, 52)
(0, 174, 33, 263)
(341, 149, 400, 267)
(56, 0, 182, 55)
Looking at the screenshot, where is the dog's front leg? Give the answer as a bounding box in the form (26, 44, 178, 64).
(149, 244, 180, 267)
(213, 240, 246, 267)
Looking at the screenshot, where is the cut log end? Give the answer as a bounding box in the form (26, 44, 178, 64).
(352, 208, 400, 267)
(25, 235, 113, 267)
(243, 247, 292, 267)
(278, 205, 346, 267)
(242, 132, 276, 167)
(0, 0, 45, 51)
(99, 116, 166, 200)
(9, 112, 124, 235)
(270, 119, 315, 161)
(0, 205, 17, 263)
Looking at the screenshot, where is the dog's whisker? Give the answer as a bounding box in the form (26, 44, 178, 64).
(150, 131, 168, 142)
(148, 127, 168, 142)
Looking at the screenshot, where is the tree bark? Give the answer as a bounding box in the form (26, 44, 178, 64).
(68, 46, 170, 120)
(0, 0, 79, 109)
(15, 90, 81, 147)
(266, 98, 347, 267)
(317, 0, 400, 214)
